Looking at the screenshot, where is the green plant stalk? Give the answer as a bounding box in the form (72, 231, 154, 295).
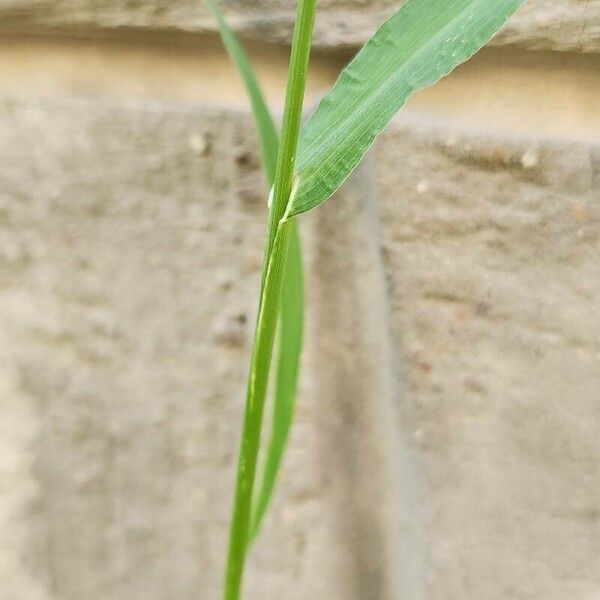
(207, 0, 305, 545)
(223, 0, 317, 597)
(264, 0, 317, 252)
(223, 220, 292, 600)
(250, 224, 303, 540)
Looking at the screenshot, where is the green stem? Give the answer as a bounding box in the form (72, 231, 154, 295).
(265, 0, 318, 252)
(222, 1, 317, 598)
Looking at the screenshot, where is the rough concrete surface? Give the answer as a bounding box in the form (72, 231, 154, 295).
(1, 0, 599, 52)
(1, 91, 599, 599)
(375, 121, 600, 600)
(0, 95, 397, 599)
(1, 0, 599, 597)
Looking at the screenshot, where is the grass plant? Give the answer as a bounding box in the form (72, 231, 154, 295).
(209, 1, 527, 598)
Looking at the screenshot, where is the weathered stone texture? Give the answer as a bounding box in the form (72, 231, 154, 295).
(494, 0, 600, 52)
(374, 120, 600, 600)
(0, 96, 394, 599)
(0, 94, 599, 599)
(1, 0, 599, 52)
(0, 96, 267, 599)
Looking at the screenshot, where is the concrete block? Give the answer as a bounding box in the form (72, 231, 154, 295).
(1, 0, 598, 52)
(373, 120, 600, 600)
(0, 95, 390, 599)
(0, 93, 598, 599)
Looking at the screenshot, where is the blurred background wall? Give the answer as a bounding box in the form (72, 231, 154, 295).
(0, 1, 598, 599)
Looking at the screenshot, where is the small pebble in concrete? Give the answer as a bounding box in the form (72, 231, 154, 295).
(417, 180, 430, 194)
(189, 132, 210, 156)
(521, 148, 539, 169)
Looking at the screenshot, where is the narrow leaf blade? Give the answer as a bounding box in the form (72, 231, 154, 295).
(206, 0, 278, 181)
(250, 223, 303, 539)
(207, 0, 305, 540)
(289, 0, 527, 216)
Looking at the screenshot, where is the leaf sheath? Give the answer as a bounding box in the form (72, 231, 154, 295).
(223, 220, 292, 600)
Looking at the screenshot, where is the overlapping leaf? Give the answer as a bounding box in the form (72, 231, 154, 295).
(288, 0, 526, 216)
(206, 0, 278, 180)
(207, 0, 304, 541)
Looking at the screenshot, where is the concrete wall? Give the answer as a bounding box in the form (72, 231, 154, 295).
(0, 2, 598, 599)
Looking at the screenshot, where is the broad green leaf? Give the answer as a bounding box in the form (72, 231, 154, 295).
(207, 0, 304, 541)
(288, 0, 527, 217)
